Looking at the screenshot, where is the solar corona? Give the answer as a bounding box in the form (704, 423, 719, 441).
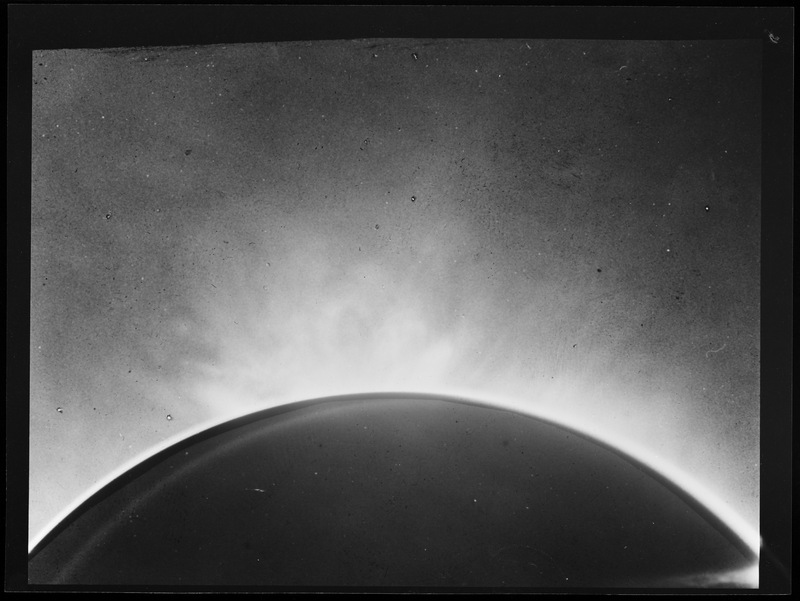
(28, 35, 768, 592)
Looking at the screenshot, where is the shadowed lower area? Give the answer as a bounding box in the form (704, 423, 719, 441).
(28, 394, 757, 589)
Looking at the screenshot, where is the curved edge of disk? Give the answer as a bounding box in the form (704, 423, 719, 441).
(28, 391, 761, 575)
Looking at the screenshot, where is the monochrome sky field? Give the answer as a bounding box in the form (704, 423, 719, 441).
(30, 38, 761, 545)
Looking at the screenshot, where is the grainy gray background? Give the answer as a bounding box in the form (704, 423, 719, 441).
(30, 39, 761, 543)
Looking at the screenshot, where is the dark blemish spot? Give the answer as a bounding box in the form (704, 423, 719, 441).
(572, 344, 577, 348)
(185, 149, 192, 156)
(502, 439, 509, 447)
(375, 224, 380, 230)
(597, 268, 602, 272)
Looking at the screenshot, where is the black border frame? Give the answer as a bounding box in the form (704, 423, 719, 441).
(7, 5, 793, 594)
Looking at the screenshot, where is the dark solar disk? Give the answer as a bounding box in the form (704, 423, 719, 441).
(28, 394, 757, 588)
